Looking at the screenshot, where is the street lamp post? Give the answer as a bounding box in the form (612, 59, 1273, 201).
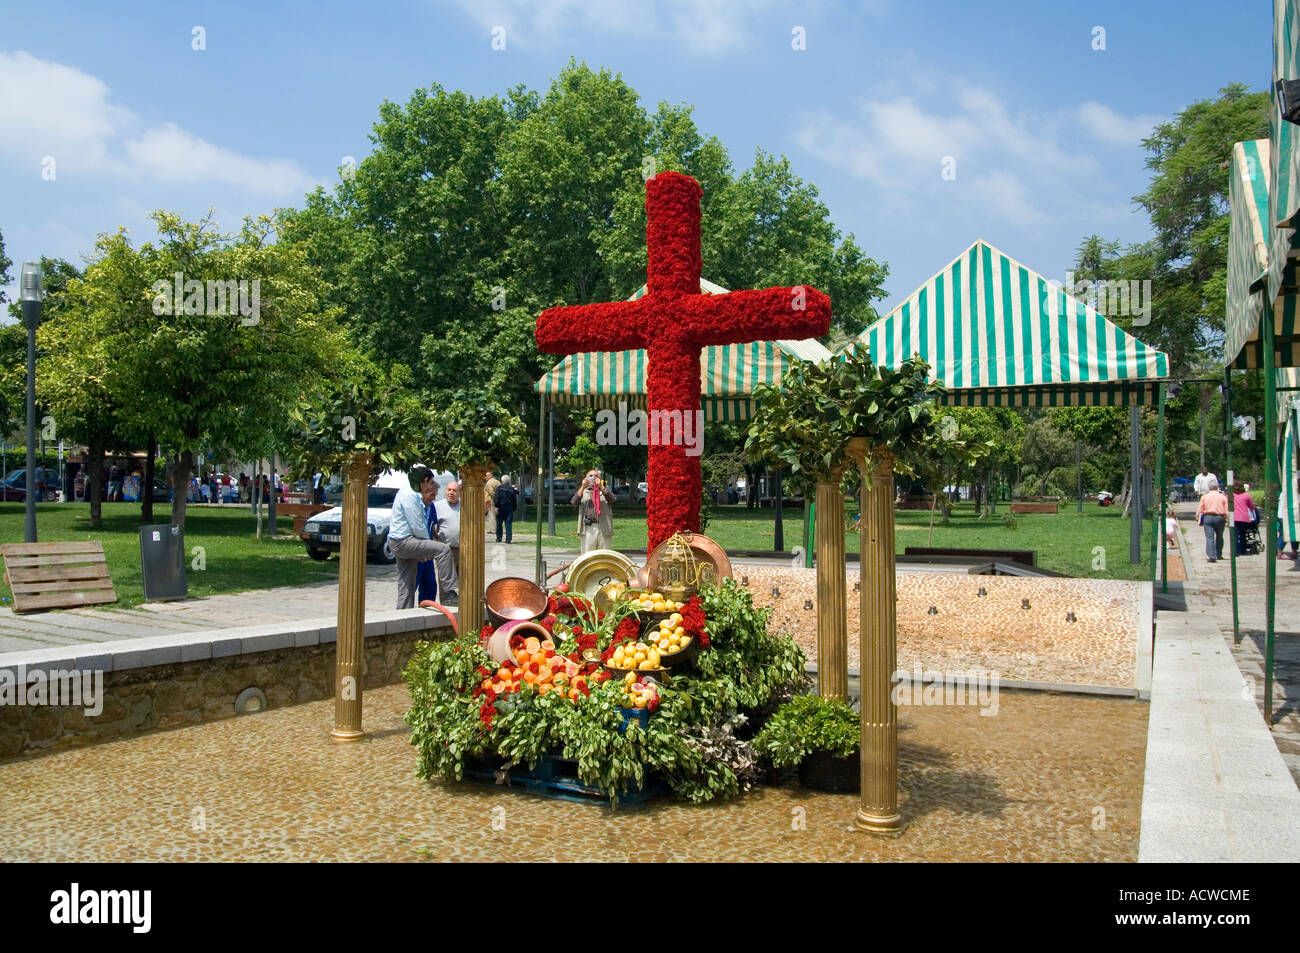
(20, 262, 42, 544)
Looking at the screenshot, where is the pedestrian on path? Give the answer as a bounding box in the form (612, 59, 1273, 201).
(493, 476, 518, 543)
(1196, 478, 1228, 562)
(1194, 465, 1218, 497)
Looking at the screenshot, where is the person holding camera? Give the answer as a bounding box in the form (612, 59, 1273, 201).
(571, 469, 616, 553)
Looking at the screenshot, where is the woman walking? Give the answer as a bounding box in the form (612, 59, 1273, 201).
(1196, 478, 1229, 562)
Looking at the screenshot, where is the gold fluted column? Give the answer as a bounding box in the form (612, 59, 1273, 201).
(459, 463, 490, 637)
(854, 445, 902, 833)
(331, 451, 371, 742)
(815, 464, 849, 700)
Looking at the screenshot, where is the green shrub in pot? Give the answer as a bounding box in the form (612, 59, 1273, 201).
(751, 694, 859, 769)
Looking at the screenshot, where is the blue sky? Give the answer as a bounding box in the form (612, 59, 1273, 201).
(0, 0, 1273, 321)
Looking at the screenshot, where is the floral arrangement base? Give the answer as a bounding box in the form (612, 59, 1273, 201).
(797, 750, 861, 793)
(461, 754, 666, 810)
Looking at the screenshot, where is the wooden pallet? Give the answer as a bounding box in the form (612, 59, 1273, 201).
(0, 541, 118, 613)
(462, 754, 664, 809)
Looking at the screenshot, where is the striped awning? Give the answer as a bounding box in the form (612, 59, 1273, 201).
(1226, 138, 1300, 368)
(535, 278, 833, 422)
(853, 239, 1168, 406)
(1268, 0, 1300, 303)
(1226, 140, 1276, 367)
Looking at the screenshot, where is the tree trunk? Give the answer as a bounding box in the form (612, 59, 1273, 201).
(86, 437, 106, 529)
(141, 434, 156, 524)
(745, 465, 761, 510)
(170, 448, 193, 527)
(1119, 467, 1132, 517)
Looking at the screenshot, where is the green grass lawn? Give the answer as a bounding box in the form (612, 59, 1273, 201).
(0, 502, 337, 608)
(531, 501, 1154, 580)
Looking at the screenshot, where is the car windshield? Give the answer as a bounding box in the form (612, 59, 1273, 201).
(367, 488, 398, 508)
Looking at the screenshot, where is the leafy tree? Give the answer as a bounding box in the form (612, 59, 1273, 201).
(106, 211, 347, 526)
(0, 227, 11, 304)
(558, 434, 603, 479)
(37, 247, 125, 527)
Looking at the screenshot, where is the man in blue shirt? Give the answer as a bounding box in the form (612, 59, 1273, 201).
(389, 466, 456, 609)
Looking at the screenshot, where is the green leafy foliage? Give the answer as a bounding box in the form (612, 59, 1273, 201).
(751, 694, 860, 768)
(744, 346, 944, 494)
(285, 358, 429, 478)
(423, 387, 533, 470)
(402, 580, 806, 804)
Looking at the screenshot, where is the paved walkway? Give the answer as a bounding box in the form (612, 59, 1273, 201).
(0, 541, 576, 653)
(1137, 509, 1300, 862)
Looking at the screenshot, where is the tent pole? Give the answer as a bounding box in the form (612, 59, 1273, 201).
(805, 499, 814, 568)
(536, 395, 545, 585)
(1076, 441, 1083, 515)
(1130, 405, 1142, 564)
(1156, 384, 1167, 592)
(1225, 370, 1240, 645)
(1263, 306, 1277, 724)
(547, 407, 556, 537)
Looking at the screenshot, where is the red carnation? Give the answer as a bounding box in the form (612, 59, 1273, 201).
(530, 661, 541, 674)
(479, 624, 494, 640)
(578, 682, 591, 697)
(508, 633, 525, 650)
(544, 649, 555, 659)
(546, 595, 560, 616)
(476, 665, 490, 678)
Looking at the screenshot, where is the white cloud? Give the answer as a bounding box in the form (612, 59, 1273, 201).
(124, 124, 317, 197)
(448, 0, 793, 54)
(793, 81, 1134, 231)
(1077, 101, 1161, 147)
(0, 51, 316, 197)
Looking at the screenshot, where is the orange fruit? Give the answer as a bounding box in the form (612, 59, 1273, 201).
(531, 651, 546, 665)
(496, 667, 511, 681)
(524, 637, 541, 654)
(515, 649, 530, 665)
(538, 683, 552, 695)
(523, 671, 537, 684)
(541, 639, 556, 652)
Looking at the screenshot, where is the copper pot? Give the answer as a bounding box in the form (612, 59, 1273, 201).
(484, 576, 548, 629)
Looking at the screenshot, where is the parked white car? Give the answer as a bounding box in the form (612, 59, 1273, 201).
(300, 485, 401, 563)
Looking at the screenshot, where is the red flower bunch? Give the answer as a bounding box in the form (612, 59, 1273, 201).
(575, 632, 598, 653)
(479, 624, 494, 640)
(550, 594, 592, 618)
(539, 614, 557, 632)
(476, 665, 491, 679)
(577, 681, 591, 697)
(508, 633, 525, 651)
(678, 594, 709, 648)
(478, 697, 496, 729)
(601, 617, 641, 663)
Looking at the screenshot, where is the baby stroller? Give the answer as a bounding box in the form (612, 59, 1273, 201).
(1237, 519, 1263, 556)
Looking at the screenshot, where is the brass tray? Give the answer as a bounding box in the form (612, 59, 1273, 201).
(643, 532, 732, 591)
(564, 549, 637, 602)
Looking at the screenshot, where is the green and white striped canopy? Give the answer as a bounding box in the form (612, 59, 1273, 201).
(1227, 135, 1300, 368)
(1268, 0, 1300, 304)
(853, 240, 1168, 406)
(535, 278, 833, 422)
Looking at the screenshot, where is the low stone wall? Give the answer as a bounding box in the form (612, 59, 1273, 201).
(0, 610, 455, 759)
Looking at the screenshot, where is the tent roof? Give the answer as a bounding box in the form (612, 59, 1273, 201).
(1227, 139, 1300, 368)
(852, 239, 1168, 406)
(535, 278, 833, 422)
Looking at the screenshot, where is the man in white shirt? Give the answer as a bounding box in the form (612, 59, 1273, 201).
(434, 481, 462, 602)
(389, 467, 455, 609)
(1193, 466, 1218, 497)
